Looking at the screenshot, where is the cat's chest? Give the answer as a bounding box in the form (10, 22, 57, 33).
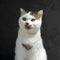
(20, 35, 41, 50)
(18, 33, 40, 42)
(21, 35, 38, 44)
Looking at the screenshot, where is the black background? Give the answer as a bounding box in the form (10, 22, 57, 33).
(0, 0, 60, 60)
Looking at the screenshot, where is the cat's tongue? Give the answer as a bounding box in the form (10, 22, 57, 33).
(25, 25, 31, 30)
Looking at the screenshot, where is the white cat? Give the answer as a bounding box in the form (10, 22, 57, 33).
(15, 8, 47, 60)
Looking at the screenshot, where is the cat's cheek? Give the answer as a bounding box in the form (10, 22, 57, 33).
(32, 24, 40, 30)
(32, 24, 37, 28)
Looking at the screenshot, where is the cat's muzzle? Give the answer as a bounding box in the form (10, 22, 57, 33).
(25, 23, 32, 30)
(22, 43, 33, 50)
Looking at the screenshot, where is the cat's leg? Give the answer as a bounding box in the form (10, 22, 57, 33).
(15, 50, 24, 60)
(28, 49, 47, 60)
(15, 55, 24, 60)
(38, 49, 47, 60)
(15, 45, 26, 60)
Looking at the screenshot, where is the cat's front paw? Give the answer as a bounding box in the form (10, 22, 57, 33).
(22, 43, 33, 50)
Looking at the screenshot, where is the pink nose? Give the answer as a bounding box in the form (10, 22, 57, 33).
(25, 22, 29, 25)
(25, 23, 31, 29)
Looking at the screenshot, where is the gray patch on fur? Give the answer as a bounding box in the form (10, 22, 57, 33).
(22, 43, 33, 50)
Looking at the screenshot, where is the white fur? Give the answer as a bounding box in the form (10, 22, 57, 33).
(15, 8, 47, 60)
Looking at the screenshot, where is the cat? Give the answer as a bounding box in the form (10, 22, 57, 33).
(15, 8, 47, 60)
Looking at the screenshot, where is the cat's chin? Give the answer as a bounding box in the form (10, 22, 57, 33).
(25, 28, 32, 30)
(25, 28, 32, 32)
(25, 28, 39, 34)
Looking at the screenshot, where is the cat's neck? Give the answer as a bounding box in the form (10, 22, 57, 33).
(18, 28, 41, 38)
(17, 28, 44, 48)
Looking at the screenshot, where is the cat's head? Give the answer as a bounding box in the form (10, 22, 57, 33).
(19, 8, 43, 34)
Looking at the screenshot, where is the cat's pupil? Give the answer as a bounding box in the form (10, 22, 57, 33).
(31, 19, 36, 22)
(22, 17, 26, 21)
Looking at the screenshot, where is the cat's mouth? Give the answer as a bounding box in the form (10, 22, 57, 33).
(25, 25, 32, 30)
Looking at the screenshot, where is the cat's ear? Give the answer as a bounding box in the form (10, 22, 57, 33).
(37, 10, 43, 17)
(20, 8, 26, 15)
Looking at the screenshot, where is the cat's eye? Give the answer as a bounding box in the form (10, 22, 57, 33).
(31, 19, 36, 22)
(22, 17, 26, 21)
